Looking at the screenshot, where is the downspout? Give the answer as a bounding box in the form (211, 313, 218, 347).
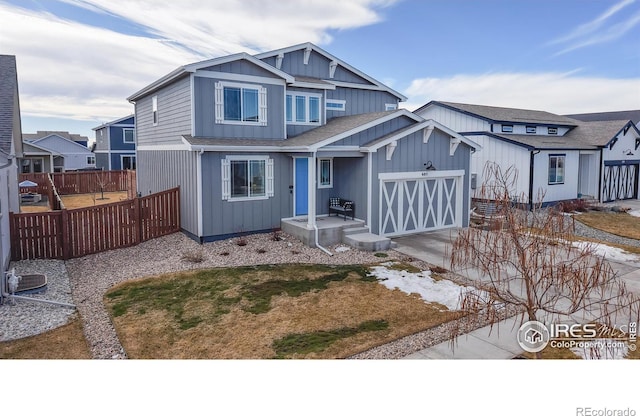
(310, 151, 333, 256)
(598, 147, 604, 202)
(529, 150, 539, 210)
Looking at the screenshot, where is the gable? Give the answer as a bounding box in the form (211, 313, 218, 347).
(199, 59, 285, 80)
(33, 134, 92, 154)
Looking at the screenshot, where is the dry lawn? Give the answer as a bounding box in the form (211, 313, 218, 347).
(0, 315, 91, 359)
(105, 263, 461, 359)
(19, 191, 130, 213)
(575, 211, 640, 240)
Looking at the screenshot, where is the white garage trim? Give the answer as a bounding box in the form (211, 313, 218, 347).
(378, 170, 464, 237)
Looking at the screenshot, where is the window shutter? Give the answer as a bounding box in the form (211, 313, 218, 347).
(221, 159, 230, 200)
(259, 86, 268, 126)
(266, 158, 274, 197)
(215, 82, 224, 124)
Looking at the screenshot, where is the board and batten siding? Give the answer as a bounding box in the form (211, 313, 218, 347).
(333, 116, 414, 147)
(136, 150, 199, 236)
(370, 129, 471, 233)
(315, 156, 368, 217)
(193, 76, 285, 139)
(417, 106, 489, 132)
(532, 150, 580, 203)
(200, 152, 293, 237)
(326, 89, 399, 118)
(468, 135, 531, 200)
(135, 76, 192, 147)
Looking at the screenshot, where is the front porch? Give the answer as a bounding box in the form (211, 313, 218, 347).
(281, 215, 392, 252)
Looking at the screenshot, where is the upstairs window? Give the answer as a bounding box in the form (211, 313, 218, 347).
(215, 81, 267, 126)
(548, 127, 558, 135)
(326, 99, 346, 112)
(152, 95, 158, 125)
(526, 126, 537, 134)
(549, 154, 565, 185)
(123, 128, 135, 143)
(286, 92, 321, 125)
(501, 125, 514, 133)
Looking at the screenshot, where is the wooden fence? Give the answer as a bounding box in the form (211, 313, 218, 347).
(10, 187, 180, 260)
(20, 170, 136, 196)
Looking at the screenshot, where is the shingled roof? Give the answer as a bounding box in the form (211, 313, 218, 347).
(23, 131, 89, 143)
(0, 54, 22, 156)
(565, 110, 640, 124)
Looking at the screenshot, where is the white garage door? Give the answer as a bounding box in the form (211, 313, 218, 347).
(379, 170, 465, 237)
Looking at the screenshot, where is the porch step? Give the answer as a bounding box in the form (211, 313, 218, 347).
(342, 226, 370, 236)
(342, 232, 391, 252)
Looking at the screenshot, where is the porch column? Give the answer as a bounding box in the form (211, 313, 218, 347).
(307, 154, 317, 230)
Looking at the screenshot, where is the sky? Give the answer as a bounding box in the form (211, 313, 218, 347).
(1, 0, 639, 144)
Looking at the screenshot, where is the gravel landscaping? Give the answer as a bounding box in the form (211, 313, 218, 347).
(3, 210, 637, 359)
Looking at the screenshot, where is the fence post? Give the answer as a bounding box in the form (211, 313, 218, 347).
(134, 196, 143, 244)
(9, 212, 19, 261)
(61, 209, 71, 260)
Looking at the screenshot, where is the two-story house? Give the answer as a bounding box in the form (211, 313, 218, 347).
(22, 131, 96, 172)
(92, 115, 136, 170)
(128, 43, 479, 245)
(415, 101, 640, 205)
(0, 55, 23, 272)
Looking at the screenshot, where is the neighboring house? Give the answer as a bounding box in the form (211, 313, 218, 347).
(566, 110, 640, 127)
(128, 43, 479, 244)
(415, 101, 640, 205)
(22, 131, 96, 172)
(92, 115, 136, 170)
(0, 55, 24, 272)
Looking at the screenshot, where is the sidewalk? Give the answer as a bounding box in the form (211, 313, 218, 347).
(392, 226, 640, 359)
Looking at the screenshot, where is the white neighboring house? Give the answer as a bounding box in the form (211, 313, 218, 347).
(0, 55, 24, 272)
(415, 101, 640, 205)
(22, 131, 96, 173)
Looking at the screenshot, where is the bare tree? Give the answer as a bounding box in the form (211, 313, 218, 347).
(94, 171, 110, 200)
(449, 162, 640, 358)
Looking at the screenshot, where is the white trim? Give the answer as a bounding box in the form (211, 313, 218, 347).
(362, 122, 429, 152)
(449, 137, 461, 156)
(194, 70, 287, 86)
(385, 103, 398, 111)
(303, 45, 312, 65)
(276, 53, 284, 70)
(254, 42, 407, 101)
(190, 73, 196, 135)
(289, 80, 335, 90)
(367, 152, 372, 228)
(91, 114, 135, 130)
(386, 141, 397, 161)
(423, 126, 434, 143)
(215, 81, 267, 126)
(286, 92, 322, 125)
(378, 170, 465, 181)
(326, 99, 346, 112)
(223, 155, 273, 201)
(94, 150, 137, 154)
(152, 95, 158, 126)
(196, 150, 203, 236)
(329, 60, 338, 79)
(317, 158, 333, 189)
(122, 128, 135, 144)
(138, 144, 190, 151)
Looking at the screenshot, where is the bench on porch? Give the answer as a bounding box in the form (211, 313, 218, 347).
(329, 197, 355, 221)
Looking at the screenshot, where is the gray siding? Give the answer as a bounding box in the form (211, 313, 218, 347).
(137, 150, 199, 236)
(193, 76, 285, 139)
(200, 152, 293, 237)
(316, 157, 368, 218)
(333, 116, 415, 147)
(135, 76, 191, 146)
(202, 61, 281, 78)
(95, 153, 109, 170)
(370, 129, 472, 233)
(94, 127, 109, 151)
(271, 50, 371, 85)
(327, 88, 399, 118)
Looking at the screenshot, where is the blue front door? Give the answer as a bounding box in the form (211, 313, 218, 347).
(295, 158, 308, 216)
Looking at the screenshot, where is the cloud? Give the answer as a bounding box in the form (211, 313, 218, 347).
(549, 0, 640, 55)
(1, 1, 397, 123)
(403, 72, 640, 114)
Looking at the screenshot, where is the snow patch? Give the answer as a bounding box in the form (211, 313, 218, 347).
(572, 241, 640, 264)
(369, 264, 489, 311)
(628, 210, 640, 218)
